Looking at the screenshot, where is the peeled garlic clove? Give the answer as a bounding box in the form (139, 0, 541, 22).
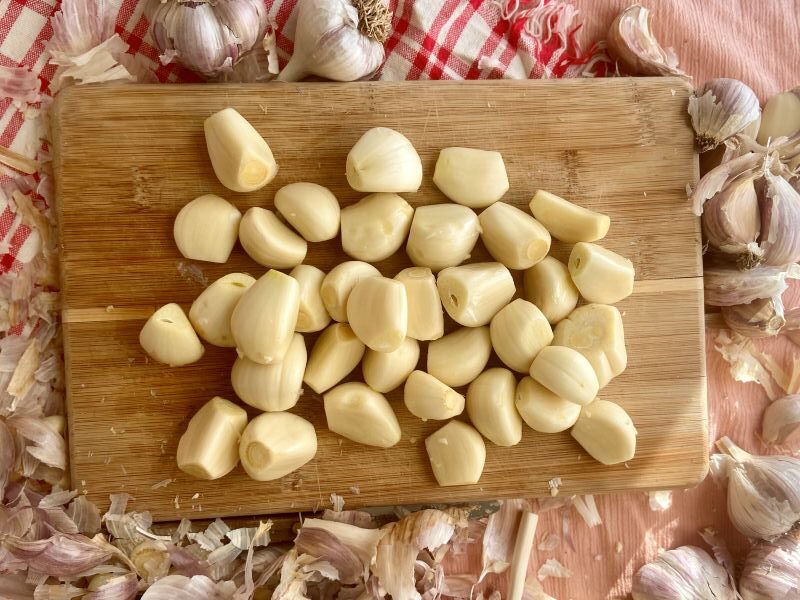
(762, 395, 800, 445)
(346, 127, 422, 193)
(606, 5, 686, 77)
(704, 263, 799, 306)
(688, 78, 761, 152)
(140, 303, 204, 366)
(42, 415, 66, 435)
(478, 202, 551, 270)
(290, 265, 330, 333)
(529, 190, 610, 243)
(406, 204, 481, 271)
(515, 376, 581, 434)
(427, 326, 492, 388)
(231, 333, 306, 411)
(341, 193, 414, 262)
(394, 267, 444, 341)
(755, 171, 800, 267)
(346, 276, 407, 353)
(320, 261, 381, 322)
(239, 412, 317, 481)
(632, 546, 736, 600)
(530, 346, 599, 406)
(304, 323, 365, 394)
(432, 147, 509, 208)
(466, 368, 522, 447)
(757, 88, 800, 145)
(189, 273, 255, 347)
(437, 262, 515, 327)
(571, 400, 637, 465)
(721, 296, 785, 338)
(490, 299, 553, 373)
(204, 107, 277, 192)
(403, 370, 465, 421)
(173, 194, 241, 263)
(176, 397, 247, 480)
(553, 304, 627, 388)
(324, 382, 401, 448)
(363, 337, 420, 393)
(425, 420, 486, 486)
(230, 270, 300, 365)
(523, 256, 579, 325)
(239, 207, 308, 269)
(275, 182, 340, 242)
(569, 242, 635, 305)
(701, 175, 762, 264)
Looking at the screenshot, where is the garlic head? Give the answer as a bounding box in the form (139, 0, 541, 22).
(689, 79, 760, 152)
(632, 546, 737, 600)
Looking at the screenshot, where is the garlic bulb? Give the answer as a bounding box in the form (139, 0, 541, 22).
(150, 0, 269, 77)
(606, 5, 686, 77)
(710, 437, 800, 539)
(704, 263, 799, 307)
(762, 395, 800, 445)
(277, 0, 391, 82)
(721, 295, 785, 338)
(689, 79, 760, 152)
(756, 171, 800, 266)
(632, 546, 737, 600)
(739, 529, 800, 600)
(701, 175, 762, 265)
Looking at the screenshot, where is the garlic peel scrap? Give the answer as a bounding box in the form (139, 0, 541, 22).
(631, 545, 737, 600)
(5, 533, 113, 577)
(721, 295, 785, 338)
(689, 79, 760, 152)
(690, 151, 764, 216)
(762, 395, 800, 445)
(140, 574, 236, 600)
(739, 530, 800, 600)
(607, 5, 687, 78)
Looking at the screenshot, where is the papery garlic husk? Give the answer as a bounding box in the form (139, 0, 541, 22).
(762, 395, 800, 445)
(704, 263, 799, 307)
(701, 174, 762, 264)
(692, 151, 766, 217)
(606, 5, 687, 77)
(150, 0, 269, 77)
(784, 306, 800, 347)
(278, 0, 391, 82)
(739, 528, 800, 600)
(755, 170, 800, 266)
(689, 79, 761, 152)
(721, 295, 785, 338)
(631, 546, 737, 600)
(710, 436, 800, 540)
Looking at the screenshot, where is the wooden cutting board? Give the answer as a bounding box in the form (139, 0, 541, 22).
(52, 79, 705, 522)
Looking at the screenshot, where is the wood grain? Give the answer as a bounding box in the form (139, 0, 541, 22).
(52, 79, 705, 522)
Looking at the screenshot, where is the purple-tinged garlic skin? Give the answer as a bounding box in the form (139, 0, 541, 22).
(701, 176, 761, 264)
(721, 295, 785, 338)
(704, 263, 798, 307)
(689, 78, 760, 152)
(632, 546, 737, 600)
(739, 529, 800, 600)
(762, 395, 800, 445)
(755, 172, 800, 266)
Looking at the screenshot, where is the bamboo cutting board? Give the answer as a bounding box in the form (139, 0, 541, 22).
(52, 79, 705, 522)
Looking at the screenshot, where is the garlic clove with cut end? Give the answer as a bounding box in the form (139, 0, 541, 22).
(688, 78, 761, 152)
(176, 397, 247, 480)
(427, 326, 492, 388)
(433, 147, 509, 208)
(515, 376, 581, 434)
(320, 261, 381, 322)
(204, 107, 277, 192)
(530, 346, 599, 406)
(363, 337, 420, 393)
(569, 242, 635, 305)
(757, 88, 800, 145)
(341, 193, 414, 262)
(239, 412, 317, 481)
(478, 202, 551, 270)
(437, 262, 515, 327)
(721, 296, 785, 338)
(140, 303, 204, 366)
(275, 182, 340, 242)
(761, 394, 800, 445)
(425, 420, 486, 486)
(189, 273, 255, 347)
(346, 127, 422, 193)
(466, 368, 523, 447)
(304, 323, 365, 394)
(529, 190, 610, 244)
(173, 194, 242, 263)
(290, 265, 331, 333)
(394, 267, 444, 341)
(523, 256, 580, 325)
(606, 5, 687, 77)
(403, 370, 465, 421)
(239, 207, 308, 269)
(346, 276, 407, 353)
(571, 400, 637, 465)
(323, 382, 402, 448)
(406, 204, 481, 272)
(490, 299, 553, 373)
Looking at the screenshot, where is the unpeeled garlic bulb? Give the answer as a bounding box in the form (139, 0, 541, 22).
(739, 530, 800, 600)
(606, 5, 686, 77)
(346, 127, 422, 193)
(632, 546, 737, 600)
(688, 78, 760, 152)
(277, 0, 391, 83)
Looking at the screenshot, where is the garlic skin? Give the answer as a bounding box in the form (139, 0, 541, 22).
(340, 193, 414, 262)
(607, 5, 686, 77)
(739, 530, 800, 600)
(632, 546, 737, 600)
(785, 307, 800, 347)
(275, 183, 340, 242)
(689, 79, 761, 152)
(173, 194, 242, 263)
(189, 273, 255, 347)
(721, 296, 785, 338)
(346, 127, 423, 193)
(277, 0, 391, 83)
(704, 264, 799, 307)
(701, 175, 762, 264)
(762, 395, 800, 445)
(756, 171, 800, 267)
(406, 204, 481, 272)
(757, 88, 800, 145)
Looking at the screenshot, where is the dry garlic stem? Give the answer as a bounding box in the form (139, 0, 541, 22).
(346, 276, 408, 353)
(427, 326, 492, 388)
(529, 190, 610, 243)
(437, 262, 515, 327)
(530, 346, 599, 406)
(403, 370, 465, 421)
(321, 261, 381, 322)
(304, 323, 365, 393)
(173, 194, 241, 263)
(324, 382, 401, 448)
(432, 147, 509, 208)
(346, 127, 422, 193)
(515, 377, 581, 433)
(231, 270, 300, 365)
(490, 299, 553, 373)
(523, 256, 579, 325)
(290, 265, 331, 333)
(176, 397, 247, 480)
(239, 412, 317, 481)
(757, 88, 800, 145)
(363, 337, 420, 393)
(479, 202, 551, 269)
(274, 182, 340, 242)
(204, 107, 277, 192)
(425, 420, 486, 486)
(239, 207, 307, 269)
(341, 193, 414, 262)
(406, 204, 481, 271)
(466, 368, 522, 447)
(189, 273, 255, 347)
(688, 78, 760, 152)
(231, 333, 306, 411)
(571, 400, 637, 465)
(569, 242, 635, 304)
(394, 267, 444, 341)
(139, 303, 204, 366)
